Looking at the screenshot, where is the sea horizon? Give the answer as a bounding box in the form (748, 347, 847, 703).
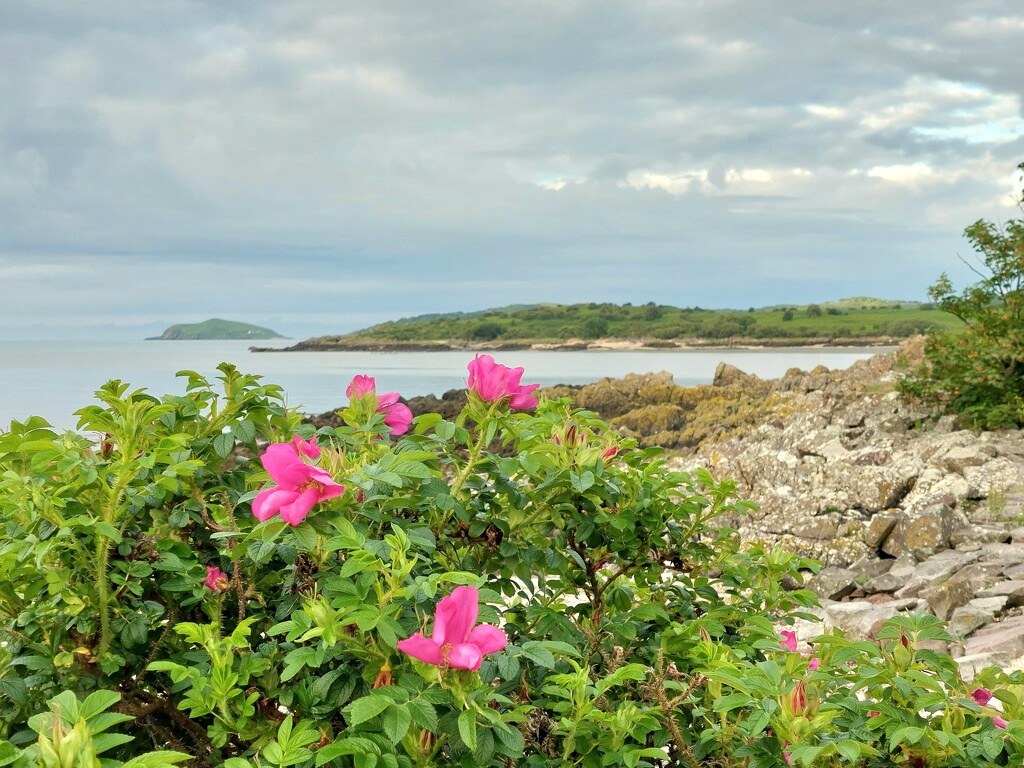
(1, 339, 893, 432)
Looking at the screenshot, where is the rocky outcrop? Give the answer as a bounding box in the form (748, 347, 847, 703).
(667, 338, 1024, 568)
(659, 337, 1024, 674)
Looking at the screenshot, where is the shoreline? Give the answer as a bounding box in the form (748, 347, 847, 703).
(250, 336, 904, 353)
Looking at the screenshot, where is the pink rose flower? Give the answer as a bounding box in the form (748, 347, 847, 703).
(291, 434, 321, 459)
(204, 566, 229, 592)
(993, 716, 1008, 729)
(396, 585, 507, 671)
(808, 658, 820, 671)
(346, 375, 376, 399)
(780, 630, 797, 653)
(346, 375, 414, 436)
(376, 391, 414, 435)
(466, 354, 539, 410)
(252, 442, 344, 526)
(972, 687, 994, 706)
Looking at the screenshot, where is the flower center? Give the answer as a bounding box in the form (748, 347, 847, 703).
(300, 479, 324, 492)
(439, 641, 454, 667)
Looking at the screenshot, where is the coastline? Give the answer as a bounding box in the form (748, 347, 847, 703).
(250, 336, 903, 353)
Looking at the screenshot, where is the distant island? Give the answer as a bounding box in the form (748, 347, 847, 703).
(148, 318, 285, 341)
(251, 298, 961, 352)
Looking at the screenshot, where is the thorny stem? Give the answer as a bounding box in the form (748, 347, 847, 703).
(225, 501, 246, 620)
(650, 651, 703, 768)
(194, 487, 246, 620)
(139, 608, 178, 677)
(96, 471, 131, 659)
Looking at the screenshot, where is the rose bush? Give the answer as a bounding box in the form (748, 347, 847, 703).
(0, 358, 1022, 767)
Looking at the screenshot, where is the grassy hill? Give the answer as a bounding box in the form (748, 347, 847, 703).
(280, 300, 962, 350)
(148, 318, 284, 341)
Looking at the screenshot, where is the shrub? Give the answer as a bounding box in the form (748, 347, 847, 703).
(899, 164, 1024, 429)
(470, 322, 505, 341)
(581, 317, 609, 338)
(1, 361, 1022, 766)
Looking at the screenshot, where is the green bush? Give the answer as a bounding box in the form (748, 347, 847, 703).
(470, 322, 505, 341)
(580, 317, 609, 338)
(899, 164, 1024, 429)
(1, 360, 1022, 767)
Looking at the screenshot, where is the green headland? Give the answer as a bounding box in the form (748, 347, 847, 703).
(257, 298, 961, 352)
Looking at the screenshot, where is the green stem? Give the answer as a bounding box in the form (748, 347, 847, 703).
(95, 471, 130, 660)
(447, 402, 501, 503)
(95, 542, 111, 657)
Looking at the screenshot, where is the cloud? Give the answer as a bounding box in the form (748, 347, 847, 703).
(1, 0, 1022, 338)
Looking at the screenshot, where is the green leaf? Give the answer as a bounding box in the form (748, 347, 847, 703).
(0, 741, 18, 768)
(231, 419, 257, 444)
(92, 733, 135, 755)
(0, 677, 28, 706)
(472, 727, 495, 765)
(381, 705, 412, 744)
(407, 699, 438, 732)
(120, 752, 194, 768)
(570, 470, 595, 492)
(495, 653, 520, 681)
(315, 737, 379, 765)
(48, 690, 81, 723)
(458, 709, 477, 752)
(493, 723, 525, 756)
(291, 523, 318, 551)
(348, 695, 391, 727)
(712, 693, 752, 713)
(520, 642, 556, 669)
(86, 711, 134, 735)
(213, 431, 235, 458)
(836, 740, 861, 762)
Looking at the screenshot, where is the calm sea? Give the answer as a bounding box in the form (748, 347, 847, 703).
(0, 340, 889, 431)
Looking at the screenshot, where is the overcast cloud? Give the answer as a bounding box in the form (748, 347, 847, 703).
(1, 0, 1022, 338)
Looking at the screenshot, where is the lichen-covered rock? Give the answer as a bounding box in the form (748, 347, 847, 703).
(921, 575, 976, 620)
(882, 504, 967, 560)
(712, 362, 761, 388)
(807, 566, 859, 600)
(864, 512, 903, 550)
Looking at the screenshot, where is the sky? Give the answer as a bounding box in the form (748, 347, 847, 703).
(1, 1, 1023, 340)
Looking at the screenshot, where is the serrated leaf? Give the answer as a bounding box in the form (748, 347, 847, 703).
(519, 643, 555, 669)
(495, 653, 520, 681)
(473, 727, 495, 764)
(86, 711, 134, 734)
(458, 709, 477, 751)
(315, 737, 379, 765)
(231, 419, 257, 444)
(120, 752, 194, 768)
(381, 705, 411, 744)
(493, 723, 525, 756)
(0, 678, 28, 706)
(348, 695, 391, 726)
(291, 523, 318, 551)
(836, 740, 861, 762)
(92, 732, 135, 754)
(213, 431, 235, 458)
(407, 699, 438, 732)
(713, 693, 752, 713)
